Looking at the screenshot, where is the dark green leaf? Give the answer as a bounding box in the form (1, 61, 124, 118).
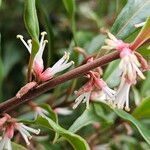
(111, 0, 150, 39)
(132, 97, 150, 119)
(24, 0, 39, 42)
(62, 0, 77, 44)
(103, 60, 121, 88)
(62, 0, 75, 18)
(69, 103, 113, 133)
(114, 109, 150, 145)
(35, 116, 90, 150)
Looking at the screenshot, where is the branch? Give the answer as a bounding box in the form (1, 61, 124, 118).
(0, 51, 119, 113)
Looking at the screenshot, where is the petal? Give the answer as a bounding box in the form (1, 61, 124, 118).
(39, 67, 52, 82)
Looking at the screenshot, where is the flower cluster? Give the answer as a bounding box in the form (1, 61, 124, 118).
(73, 70, 116, 109)
(17, 32, 74, 83)
(0, 114, 40, 150)
(74, 32, 149, 111)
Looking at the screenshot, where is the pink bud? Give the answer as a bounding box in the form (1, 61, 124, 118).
(5, 124, 14, 139)
(0, 114, 11, 127)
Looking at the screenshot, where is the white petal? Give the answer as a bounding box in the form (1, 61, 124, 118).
(51, 61, 74, 76)
(55, 108, 72, 115)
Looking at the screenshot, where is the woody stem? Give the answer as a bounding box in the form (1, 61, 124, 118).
(0, 51, 119, 113)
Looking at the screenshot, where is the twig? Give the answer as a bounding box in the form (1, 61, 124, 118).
(0, 51, 119, 113)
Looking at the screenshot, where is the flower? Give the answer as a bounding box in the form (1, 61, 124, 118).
(102, 32, 129, 51)
(0, 114, 40, 148)
(0, 114, 11, 127)
(134, 22, 146, 28)
(17, 32, 74, 82)
(103, 32, 148, 111)
(54, 107, 72, 115)
(114, 78, 131, 111)
(73, 71, 116, 109)
(15, 123, 40, 145)
(0, 124, 14, 150)
(34, 106, 49, 119)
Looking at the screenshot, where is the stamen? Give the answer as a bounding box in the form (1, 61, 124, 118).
(39, 31, 47, 49)
(17, 35, 31, 52)
(134, 22, 145, 28)
(27, 39, 32, 51)
(21, 124, 40, 135)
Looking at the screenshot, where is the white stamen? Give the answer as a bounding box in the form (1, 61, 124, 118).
(17, 35, 31, 53)
(134, 22, 145, 28)
(73, 92, 91, 109)
(27, 39, 32, 50)
(15, 123, 40, 146)
(21, 124, 40, 135)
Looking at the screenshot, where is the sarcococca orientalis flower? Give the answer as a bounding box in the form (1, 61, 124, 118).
(17, 32, 74, 82)
(103, 32, 149, 111)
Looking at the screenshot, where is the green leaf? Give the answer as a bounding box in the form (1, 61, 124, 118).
(37, 0, 54, 66)
(114, 109, 150, 145)
(103, 60, 121, 88)
(69, 103, 113, 133)
(62, 0, 75, 18)
(111, 0, 150, 39)
(62, 0, 77, 45)
(132, 97, 150, 119)
(12, 142, 27, 150)
(141, 72, 150, 97)
(24, 0, 39, 43)
(39, 104, 59, 143)
(35, 116, 90, 150)
(130, 17, 150, 50)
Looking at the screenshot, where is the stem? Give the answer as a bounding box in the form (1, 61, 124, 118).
(0, 51, 119, 113)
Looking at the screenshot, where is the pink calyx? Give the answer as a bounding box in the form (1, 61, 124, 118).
(119, 48, 132, 58)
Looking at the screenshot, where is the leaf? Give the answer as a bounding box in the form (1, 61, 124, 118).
(12, 142, 27, 150)
(62, 0, 75, 18)
(103, 60, 121, 88)
(39, 104, 59, 143)
(62, 0, 77, 44)
(24, 0, 39, 42)
(141, 72, 150, 97)
(111, 0, 150, 39)
(37, 0, 54, 66)
(132, 97, 150, 119)
(69, 103, 113, 133)
(114, 109, 150, 145)
(35, 116, 90, 150)
(86, 34, 106, 54)
(130, 17, 150, 50)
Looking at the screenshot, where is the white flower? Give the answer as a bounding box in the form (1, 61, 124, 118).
(114, 78, 131, 111)
(15, 123, 40, 145)
(119, 49, 145, 83)
(54, 107, 72, 115)
(17, 32, 74, 82)
(134, 21, 146, 28)
(91, 86, 116, 105)
(102, 32, 129, 51)
(0, 136, 12, 150)
(73, 91, 91, 109)
(34, 106, 49, 119)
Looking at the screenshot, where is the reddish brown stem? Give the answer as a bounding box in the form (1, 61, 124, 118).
(0, 51, 119, 113)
